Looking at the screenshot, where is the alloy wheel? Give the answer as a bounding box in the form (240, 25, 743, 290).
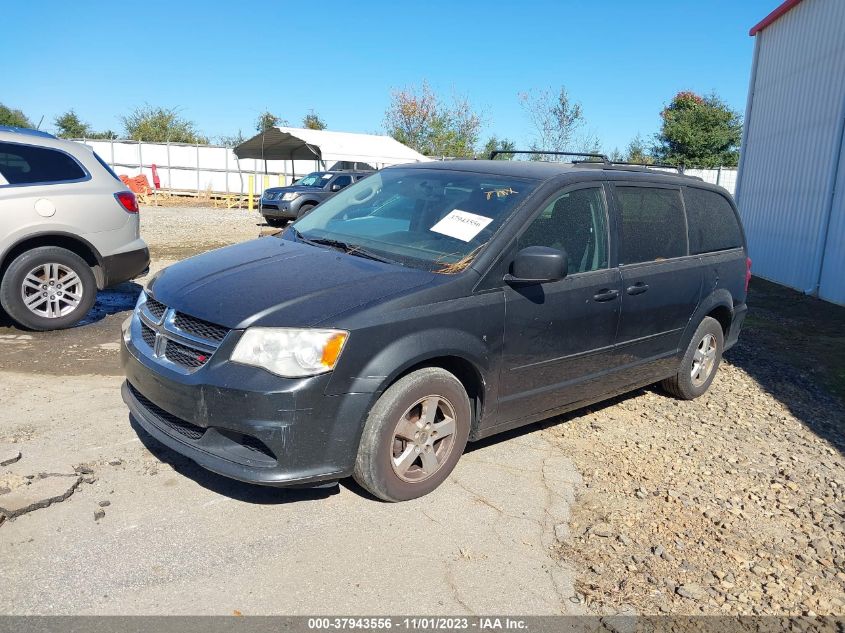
(690, 333, 718, 387)
(20, 263, 84, 319)
(390, 395, 458, 483)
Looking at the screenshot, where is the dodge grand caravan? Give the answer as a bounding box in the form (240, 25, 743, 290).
(121, 158, 749, 501)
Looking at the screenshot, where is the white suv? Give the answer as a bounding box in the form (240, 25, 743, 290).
(0, 126, 149, 330)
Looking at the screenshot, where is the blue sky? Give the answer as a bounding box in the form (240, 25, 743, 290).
(2, 0, 776, 153)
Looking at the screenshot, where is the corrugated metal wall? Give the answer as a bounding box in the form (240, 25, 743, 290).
(819, 137, 845, 304)
(736, 0, 845, 303)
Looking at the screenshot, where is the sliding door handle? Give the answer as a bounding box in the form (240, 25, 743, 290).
(626, 282, 649, 295)
(593, 288, 620, 302)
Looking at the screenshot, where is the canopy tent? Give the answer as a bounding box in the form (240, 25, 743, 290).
(233, 126, 430, 170)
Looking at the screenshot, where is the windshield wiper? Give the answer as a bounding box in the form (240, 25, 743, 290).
(293, 230, 399, 265)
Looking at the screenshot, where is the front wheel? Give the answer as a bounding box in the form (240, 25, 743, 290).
(0, 246, 97, 331)
(353, 367, 471, 502)
(296, 204, 315, 219)
(660, 316, 724, 400)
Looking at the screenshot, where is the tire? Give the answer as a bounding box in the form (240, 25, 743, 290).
(0, 246, 97, 331)
(296, 204, 315, 219)
(353, 367, 471, 502)
(660, 316, 724, 400)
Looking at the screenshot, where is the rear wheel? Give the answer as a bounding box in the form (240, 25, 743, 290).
(0, 246, 97, 331)
(354, 367, 471, 502)
(660, 316, 724, 400)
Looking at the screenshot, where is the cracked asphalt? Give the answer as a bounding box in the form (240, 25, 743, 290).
(0, 207, 584, 615)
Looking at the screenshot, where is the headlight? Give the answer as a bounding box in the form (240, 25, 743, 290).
(281, 192, 300, 201)
(231, 328, 348, 377)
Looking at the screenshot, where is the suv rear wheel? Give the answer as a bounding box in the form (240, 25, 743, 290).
(354, 367, 471, 501)
(0, 246, 96, 330)
(661, 316, 724, 400)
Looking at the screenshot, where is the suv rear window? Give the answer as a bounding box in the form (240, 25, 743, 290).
(684, 187, 743, 254)
(616, 186, 687, 264)
(0, 142, 87, 185)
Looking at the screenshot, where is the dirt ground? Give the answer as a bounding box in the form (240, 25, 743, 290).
(1, 206, 843, 616)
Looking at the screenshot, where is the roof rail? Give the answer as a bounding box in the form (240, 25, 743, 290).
(605, 160, 684, 173)
(489, 149, 609, 163)
(0, 126, 56, 139)
(571, 161, 703, 181)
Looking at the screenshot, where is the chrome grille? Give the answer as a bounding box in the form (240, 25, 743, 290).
(173, 313, 228, 343)
(140, 322, 157, 348)
(164, 339, 210, 368)
(135, 295, 230, 372)
(146, 297, 166, 320)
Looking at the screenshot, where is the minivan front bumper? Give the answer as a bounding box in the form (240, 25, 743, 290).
(120, 334, 372, 486)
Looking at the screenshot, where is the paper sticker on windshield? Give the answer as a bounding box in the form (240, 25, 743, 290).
(430, 210, 494, 242)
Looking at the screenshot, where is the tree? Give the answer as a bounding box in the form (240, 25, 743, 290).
(302, 111, 326, 130)
(121, 105, 207, 143)
(88, 129, 119, 140)
(256, 110, 288, 132)
(383, 80, 482, 157)
(481, 135, 516, 160)
(653, 91, 741, 167)
(0, 103, 33, 128)
(54, 110, 91, 138)
(217, 130, 246, 148)
(518, 86, 593, 158)
(624, 133, 653, 164)
(55, 110, 117, 139)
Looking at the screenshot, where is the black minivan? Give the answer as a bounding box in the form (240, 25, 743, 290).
(121, 159, 749, 501)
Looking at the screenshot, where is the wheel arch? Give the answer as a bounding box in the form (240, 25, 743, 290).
(328, 329, 495, 439)
(681, 288, 734, 350)
(390, 355, 486, 436)
(0, 232, 105, 289)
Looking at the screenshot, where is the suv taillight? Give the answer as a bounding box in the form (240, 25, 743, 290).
(745, 257, 752, 292)
(115, 191, 139, 213)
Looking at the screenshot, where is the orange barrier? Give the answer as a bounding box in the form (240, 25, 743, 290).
(119, 174, 153, 195)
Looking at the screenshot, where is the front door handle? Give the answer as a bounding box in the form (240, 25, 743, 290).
(593, 288, 620, 302)
(626, 282, 649, 295)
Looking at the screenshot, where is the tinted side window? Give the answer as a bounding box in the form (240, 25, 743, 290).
(518, 186, 608, 273)
(0, 142, 87, 185)
(684, 187, 743, 254)
(331, 175, 352, 190)
(616, 187, 687, 264)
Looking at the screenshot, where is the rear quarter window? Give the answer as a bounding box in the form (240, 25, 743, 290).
(684, 187, 743, 253)
(0, 142, 87, 185)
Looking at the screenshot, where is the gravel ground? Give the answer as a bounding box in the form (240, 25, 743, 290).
(140, 205, 271, 263)
(551, 327, 845, 615)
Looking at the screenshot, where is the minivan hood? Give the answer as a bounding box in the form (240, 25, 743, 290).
(148, 238, 436, 329)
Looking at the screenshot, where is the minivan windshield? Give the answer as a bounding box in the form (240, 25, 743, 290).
(294, 172, 331, 187)
(289, 168, 538, 272)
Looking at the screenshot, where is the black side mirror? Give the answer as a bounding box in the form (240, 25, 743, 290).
(505, 246, 568, 284)
(331, 184, 342, 192)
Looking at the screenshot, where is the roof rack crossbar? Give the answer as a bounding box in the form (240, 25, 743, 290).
(489, 149, 609, 163)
